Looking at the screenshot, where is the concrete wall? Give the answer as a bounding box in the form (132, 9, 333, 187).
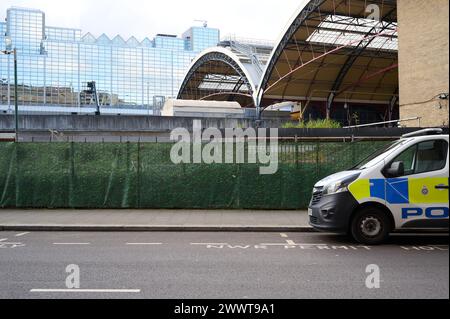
(0, 114, 288, 133)
(398, 0, 449, 127)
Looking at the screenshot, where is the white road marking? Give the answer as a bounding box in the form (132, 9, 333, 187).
(0, 238, 8, 242)
(15, 232, 30, 237)
(126, 243, 162, 246)
(280, 233, 288, 238)
(0, 242, 25, 248)
(192, 242, 331, 247)
(261, 243, 329, 246)
(53, 243, 91, 246)
(30, 289, 140, 293)
(191, 243, 229, 245)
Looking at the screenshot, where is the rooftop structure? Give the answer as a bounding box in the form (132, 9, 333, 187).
(177, 39, 274, 108)
(257, 0, 399, 123)
(179, 0, 400, 126)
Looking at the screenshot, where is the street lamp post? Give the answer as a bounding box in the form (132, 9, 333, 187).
(2, 37, 19, 142)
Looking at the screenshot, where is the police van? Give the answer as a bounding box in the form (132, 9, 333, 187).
(309, 128, 449, 245)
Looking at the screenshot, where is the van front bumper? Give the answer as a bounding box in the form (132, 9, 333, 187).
(309, 192, 359, 233)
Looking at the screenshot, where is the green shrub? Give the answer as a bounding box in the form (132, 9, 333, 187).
(281, 122, 299, 129)
(282, 119, 342, 129)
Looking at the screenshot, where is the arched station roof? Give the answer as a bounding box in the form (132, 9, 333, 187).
(257, 0, 399, 115)
(177, 47, 260, 108)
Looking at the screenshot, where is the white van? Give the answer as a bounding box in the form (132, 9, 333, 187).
(309, 128, 449, 245)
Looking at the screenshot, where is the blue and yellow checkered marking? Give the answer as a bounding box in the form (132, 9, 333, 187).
(369, 179, 385, 200)
(350, 178, 449, 204)
(386, 179, 410, 204)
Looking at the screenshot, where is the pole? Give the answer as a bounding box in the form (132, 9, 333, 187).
(13, 48, 19, 143)
(7, 53, 11, 111)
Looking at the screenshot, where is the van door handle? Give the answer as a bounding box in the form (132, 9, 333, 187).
(435, 184, 449, 190)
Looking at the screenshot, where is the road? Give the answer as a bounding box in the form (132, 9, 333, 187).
(0, 231, 448, 299)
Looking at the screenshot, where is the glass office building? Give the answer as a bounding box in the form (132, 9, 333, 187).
(0, 7, 220, 112)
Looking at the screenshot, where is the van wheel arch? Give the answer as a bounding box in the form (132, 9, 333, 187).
(349, 202, 396, 232)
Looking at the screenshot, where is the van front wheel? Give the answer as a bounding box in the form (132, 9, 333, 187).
(351, 207, 391, 245)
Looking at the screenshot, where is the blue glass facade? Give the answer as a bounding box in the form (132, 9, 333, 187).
(0, 7, 220, 110)
(183, 27, 220, 52)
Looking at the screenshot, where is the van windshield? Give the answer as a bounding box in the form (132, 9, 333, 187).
(352, 140, 407, 170)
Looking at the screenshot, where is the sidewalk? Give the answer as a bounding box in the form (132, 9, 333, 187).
(0, 209, 313, 232)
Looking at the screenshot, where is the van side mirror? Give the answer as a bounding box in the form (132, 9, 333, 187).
(386, 161, 405, 177)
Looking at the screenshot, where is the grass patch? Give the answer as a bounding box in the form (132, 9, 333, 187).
(282, 119, 342, 129)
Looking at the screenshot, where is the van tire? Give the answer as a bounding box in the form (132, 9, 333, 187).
(351, 207, 391, 245)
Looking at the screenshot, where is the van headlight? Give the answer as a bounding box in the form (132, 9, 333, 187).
(323, 181, 347, 195)
(323, 173, 361, 196)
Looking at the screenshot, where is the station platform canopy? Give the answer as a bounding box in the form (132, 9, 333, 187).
(257, 0, 399, 119)
(177, 0, 399, 121)
(177, 46, 268, 108)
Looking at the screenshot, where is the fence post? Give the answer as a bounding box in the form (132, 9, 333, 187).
(14, 142, 19, 207)
(352, 140, 356, 165)
(316, 141, 320, 178)
(69, 141, 75, 208)
(137, 140, 141, 208)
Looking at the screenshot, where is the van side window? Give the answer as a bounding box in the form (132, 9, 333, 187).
(394, 145, 417, 176)
(415, 140, 448, 174)
(390, 140, 448, 176)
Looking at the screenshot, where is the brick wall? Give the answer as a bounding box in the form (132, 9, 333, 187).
(398, 0, 449, 127)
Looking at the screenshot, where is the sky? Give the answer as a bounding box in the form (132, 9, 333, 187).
(0, 0, 301, 41)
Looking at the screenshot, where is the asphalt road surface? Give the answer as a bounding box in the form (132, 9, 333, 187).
(0, 231, 448, 299)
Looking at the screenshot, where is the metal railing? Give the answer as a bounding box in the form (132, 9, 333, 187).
(343, 117, 422, 129)
(222, 35, 275, 48)
(228, 40, 265, 76)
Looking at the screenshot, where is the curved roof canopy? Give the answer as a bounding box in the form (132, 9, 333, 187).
(257, 0, 398, 112)
(177, 47, 260, 107)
